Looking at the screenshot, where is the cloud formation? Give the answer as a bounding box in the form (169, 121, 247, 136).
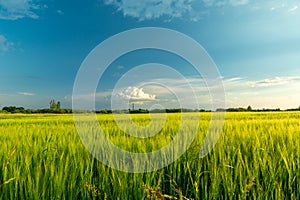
(56, 10, 64, 15)
(0, 0, 40, 20)
(246, 76, 300, 88)
(17, 92, 35, 96)
(104, 1, 300, 21)
(0, 35, 13, 52)
(223, 76, 300, 109)
(289, 5, 298, 13)
(104, 0, 195, 21)
(117, 87, 156, 102)
(229, 0, 249, 6)
(203, 0, 249, 7)
(72, 75, 300, 110)
(104, 0, 251, 21)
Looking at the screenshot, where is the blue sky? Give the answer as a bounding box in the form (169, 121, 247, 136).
(0, 0, 300, 110)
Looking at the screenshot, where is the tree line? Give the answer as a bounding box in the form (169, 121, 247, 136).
(1, 106, 72, 114)
(0, 99, 72, 114)
(218, 105, 300, 112)
(1, 104, 300, 114)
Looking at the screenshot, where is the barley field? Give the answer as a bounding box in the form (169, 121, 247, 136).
(0, 112, 299, 199)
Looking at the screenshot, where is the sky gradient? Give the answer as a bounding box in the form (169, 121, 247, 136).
(0, 0, 300, 110)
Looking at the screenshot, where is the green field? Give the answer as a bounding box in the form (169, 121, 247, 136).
(0, 112, 299, 199)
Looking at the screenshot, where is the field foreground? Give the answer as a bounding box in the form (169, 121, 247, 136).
(0, 112, 299, 199)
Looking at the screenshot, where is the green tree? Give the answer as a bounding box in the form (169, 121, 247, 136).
(57, 101, 61, 109)
(2, 106, 25, 113)
(50, 99, 56, 109)
(247, 105, 252, 111)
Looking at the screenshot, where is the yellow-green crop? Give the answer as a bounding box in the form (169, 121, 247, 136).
(0, 112, 299, 199)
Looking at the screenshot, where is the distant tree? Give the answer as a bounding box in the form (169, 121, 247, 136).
(129, 109, 149, 114)
(56, 101, 61, 109)
(2, 106, 25, 113)
(166, 108, 182, 113)
(96, 110, 113, 114)
(2, 106, 15, 113)
(50, 99, 56, 109)
(247, 105, 252, 111)
(16, 107, 25, 113)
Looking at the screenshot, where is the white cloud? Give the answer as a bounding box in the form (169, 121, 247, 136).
(202, 0, 215, 7)
(246, 76, 300, 88)
(0, 35, 13, 52)
(70, 75, 300, 110)
(288, 5, 298, 13)
(220, 76, 300, 91)
(229, 0, 249, 6)
(56, 10, 64, 15)
(117, 86, 156, 102)
(133, 76, 300, 109)
(110, 77, 217, 109)
(17, 92, 35, 96)
(202, 0, 249, 7)
(104, 0, 253, 21)
(225, 77, 243, 82)
(0, 0, 40, 20)
(222, 76, 300, 109)
(104, 0, 195, 21)
(70, 91, 112, 101)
